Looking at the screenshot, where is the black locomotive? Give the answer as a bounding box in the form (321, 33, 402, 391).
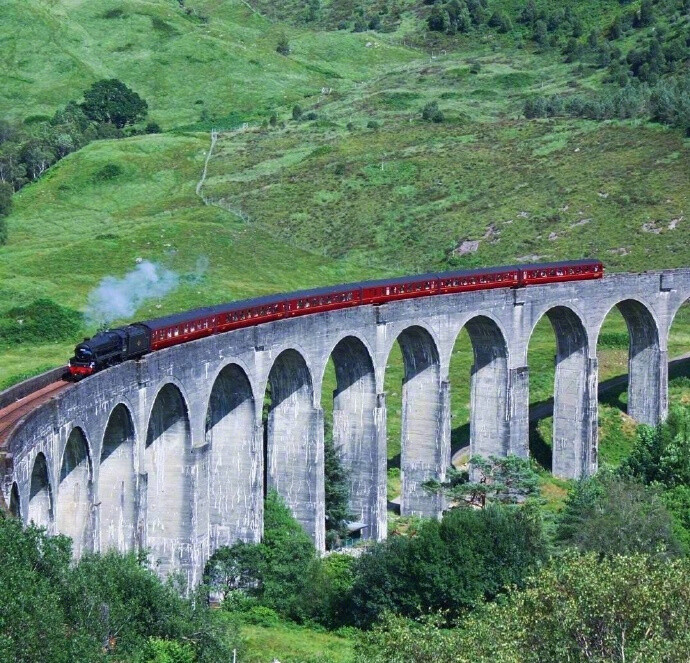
(69, 324, 150, 378)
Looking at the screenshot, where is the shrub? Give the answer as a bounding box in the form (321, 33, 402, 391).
(292, 105, 303, 121)
(619, 406, 690, 487)
(276, 34, 291, 56)
(305, 111, 318, 121)
(359, 553, 690, 663)
(205, 491, 317, 622)
(556, 475, 682, 558)
(348, 504, 547, 627)
(269, 113, 278, 127)
(0, 516, 238, 662)
(0, 298, 82, 345)
(145, 121, 162, 134)
(93, 162, 123, 181)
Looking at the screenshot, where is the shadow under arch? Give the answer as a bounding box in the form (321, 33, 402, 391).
(264, 349, 322, 548)
(597, 299, 662, 426)
(9, 482, 20, 519)
(529, 306, 591, 479)
(327, 336, 381, 541)
(28, 452, 53, 527)
(206, 363, 259, 551)
(57, 427, 93, 558)
(145, 383, 193, 579)
(387, 325, 445, 518)
(100, 404, 137, 553)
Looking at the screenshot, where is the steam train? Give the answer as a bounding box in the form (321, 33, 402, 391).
(68, 259, 603, 378)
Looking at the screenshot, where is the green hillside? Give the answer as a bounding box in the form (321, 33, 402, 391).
(0, 0, 413, 127)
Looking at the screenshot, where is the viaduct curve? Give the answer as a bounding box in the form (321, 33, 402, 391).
(2, 268, 690, 585)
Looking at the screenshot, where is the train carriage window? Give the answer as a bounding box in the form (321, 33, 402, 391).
(556, 269, 564, 276)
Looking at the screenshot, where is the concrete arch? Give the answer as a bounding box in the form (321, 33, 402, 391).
(145, 383, 193, 578)
(57, 427, 93, 557)
(327, 335, 382, 541)
(28, 452, 53, 528)
(206, 363, 259, 550)
(530, 306, 592, 478)
(453, 315, 510, 459)
(9, 482, 20, 519)
(597, 299, 662, 425)
(388, 325, 446, 517)
(100, 404, 137, 553)
(265, 348, 323, 549)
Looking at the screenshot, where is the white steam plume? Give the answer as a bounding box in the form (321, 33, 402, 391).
(85, 261, 179, 326)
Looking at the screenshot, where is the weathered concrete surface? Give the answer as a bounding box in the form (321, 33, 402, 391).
(2, 269, 689, 583)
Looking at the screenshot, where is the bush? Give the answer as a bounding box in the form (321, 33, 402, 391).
(619, 406, 690, 487)
(421, 101, 444, 123)
(206, 491, 318, 622)
(276, 34, 291, 56)
(138, 638, 196, 663)
(0, 516, 238, 662)
(359, 553, 690, 663)
(145, 121, 162, 134)
(348, 504, 547, 627)
(0, 181, 12, 218)
(292, 105, 303, 121)
(0, 298, 82, 345)
(556, 475, 682, 558)
(93, 163, 123, 181)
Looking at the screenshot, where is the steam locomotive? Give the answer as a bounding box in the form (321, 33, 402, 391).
(68, 259, 603, 378)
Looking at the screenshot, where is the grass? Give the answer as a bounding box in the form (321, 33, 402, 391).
(0, 0, 414, 128)
(241, 622, 354, 663)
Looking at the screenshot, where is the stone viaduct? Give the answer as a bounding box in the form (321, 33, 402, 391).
(2, 269, 689, 585)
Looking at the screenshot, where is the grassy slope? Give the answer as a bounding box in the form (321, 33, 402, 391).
(0, 0, 414, 127)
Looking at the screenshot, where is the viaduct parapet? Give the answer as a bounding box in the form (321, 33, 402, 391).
(2, 270, 689, 584)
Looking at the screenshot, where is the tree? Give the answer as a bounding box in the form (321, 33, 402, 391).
(204, 491, 317, 622)
(424, 454, 540, 508)
(637, 0, 655, 27)
(619, 406, 690, 487)
(324, 433, 353, 550)
(81, 79, 148, 128)
(0, 181, 12, 218)
(556, 475, 681, 558)
(0, 514, 237, 662)
(292, 104, 303, 121)
(359, 553, 690, 663)
(0, 181, 11, 245)
(347, 504, 547, 627)
(533, 20, 549, 46)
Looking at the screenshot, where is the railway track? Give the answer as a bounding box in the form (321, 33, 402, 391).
(0, 380, 72, 448)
